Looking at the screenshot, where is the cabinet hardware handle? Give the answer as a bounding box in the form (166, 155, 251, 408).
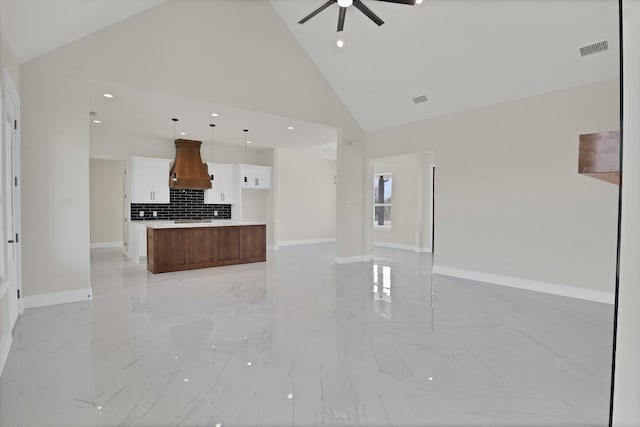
(7, 240, 13, 244)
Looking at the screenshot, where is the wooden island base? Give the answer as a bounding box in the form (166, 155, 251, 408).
(147, 224, 266, 273)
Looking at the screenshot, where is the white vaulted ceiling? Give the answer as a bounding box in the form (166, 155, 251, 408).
(0, 0, 167, 62)
(271, 0, 619, 130)
(1, 0, 619, 131)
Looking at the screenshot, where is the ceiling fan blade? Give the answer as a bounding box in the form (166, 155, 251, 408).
(298, 0, 336, 24)
(337, 7, 346, 32)
(375, 0, 416, 4)
(353, 0, 384, 26)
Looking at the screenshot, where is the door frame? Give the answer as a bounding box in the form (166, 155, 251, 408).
(1, 68, 23, 319)
(430, 164, 435, 254)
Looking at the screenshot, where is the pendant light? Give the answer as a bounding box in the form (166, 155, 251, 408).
(209, 124, 216, 181)
(171, 118, 179, 182)
(243, 129, 249, 184)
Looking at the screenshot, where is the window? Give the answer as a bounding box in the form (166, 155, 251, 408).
(373, 173, 392, 228)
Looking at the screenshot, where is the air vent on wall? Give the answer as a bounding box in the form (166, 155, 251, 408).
(412, 95, 428, 104)
(579, 40, 608, 57)
(89, 111, 97, 116)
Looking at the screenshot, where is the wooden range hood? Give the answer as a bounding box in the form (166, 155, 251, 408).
(169, 139, 212, 190)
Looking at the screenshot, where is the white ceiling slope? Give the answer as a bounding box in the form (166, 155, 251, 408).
(89, 81, 337, 150)
(0, 0, 167, 62)
(271, 0, 619, 131)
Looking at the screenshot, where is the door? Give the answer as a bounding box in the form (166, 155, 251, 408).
(1, 69, 22, 330)
(240, 225, 266, 262)
(253, 167, 271, 189)
(152, 159, 170, 203)
(131, 158, 154, 203)
(205, 162, 222, 204)
(215, 227, 241, 264)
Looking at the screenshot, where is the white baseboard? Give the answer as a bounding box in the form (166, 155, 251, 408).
(432, 265, 614, 304)
(90, 241, 123, 249)
(24, 287, 93, 309)
(414, 247, 432, 253)
(277, 238, 336, 247)
(373, 242, 432, 253)
(0, 334, 12, 378)
(335, 254, 373, 264)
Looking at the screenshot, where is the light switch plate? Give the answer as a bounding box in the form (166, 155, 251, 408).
(139, 211, 144, 217)
(153, 211, 157, 217)
(214, 211, 218, 216)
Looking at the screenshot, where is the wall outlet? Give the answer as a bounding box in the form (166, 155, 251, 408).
(153, 211, 157, 217)
(139, 211, 144, 217)
(214, 210, 218, 216)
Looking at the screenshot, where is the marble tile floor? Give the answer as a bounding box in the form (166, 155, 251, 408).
(0, 244, 614, 426)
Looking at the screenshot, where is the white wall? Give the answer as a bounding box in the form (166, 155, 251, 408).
(90, 159, 124, 245)
(20, 0, 363, 299)
(372, 153, 433, 251)
(275, 148, 336, 244)
(613, 1, 640, 424)
(0, 32, 19, 89)
(366, 80, 619, 294)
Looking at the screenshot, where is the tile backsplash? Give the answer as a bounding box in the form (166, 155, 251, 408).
(131, 189, 231, 220)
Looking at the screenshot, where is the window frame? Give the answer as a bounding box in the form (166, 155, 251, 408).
(373, 172, 392, 230)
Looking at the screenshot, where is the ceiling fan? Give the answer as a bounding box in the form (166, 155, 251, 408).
(298, 0, 419, 32)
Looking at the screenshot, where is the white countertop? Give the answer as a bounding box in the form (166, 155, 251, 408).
(143, 220, 265, 229)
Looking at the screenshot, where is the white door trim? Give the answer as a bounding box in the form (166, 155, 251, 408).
(2, 68, 22, 318)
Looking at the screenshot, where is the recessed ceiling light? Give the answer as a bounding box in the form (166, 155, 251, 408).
(336, 40, 345, 48)
(211, 113, 219, 117)
(183, 378, 189, 382)
(103, 93, 114, 99)
(287, 126, 294, 130)
(92, 120, 101, 124)
(246, 140, 252, 144)
(180, 132, 186, 136)
(247, 362, 252, 366)
(416, 0, 423, 4)
(287, 393, 294, 399)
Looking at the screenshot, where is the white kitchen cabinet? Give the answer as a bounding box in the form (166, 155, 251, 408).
(126, 222, 148, 263)
(129, 157, 171, 203)
(239, 165, 271, 190)
(204, 163, 237, 204)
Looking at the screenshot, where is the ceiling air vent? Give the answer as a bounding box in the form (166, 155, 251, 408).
(412, 95, 428, 104)
(89, 111, 97, 116)
(580, 41, 608, 57)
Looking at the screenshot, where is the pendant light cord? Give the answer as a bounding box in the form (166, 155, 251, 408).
(210, 124, 215, 181)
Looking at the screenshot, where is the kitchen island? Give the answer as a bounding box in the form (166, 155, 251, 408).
(146, 221, 266, 273)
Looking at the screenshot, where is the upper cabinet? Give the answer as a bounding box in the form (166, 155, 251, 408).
(129, 157, 172, 203)
(239, 165, 272, 190)
(204, 163, 237, 204)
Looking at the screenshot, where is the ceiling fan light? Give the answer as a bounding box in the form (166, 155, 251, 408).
(337, 0, 353, 7)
